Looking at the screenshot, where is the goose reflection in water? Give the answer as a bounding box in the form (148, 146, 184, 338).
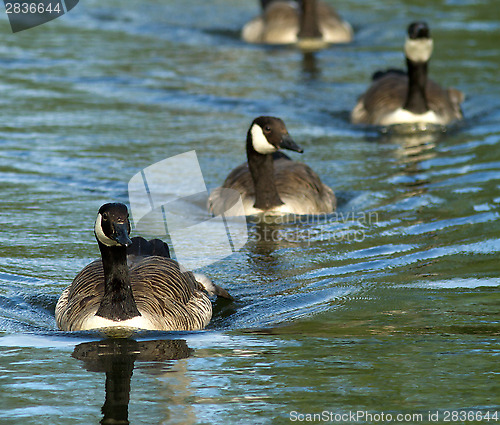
(72, 338, 192, 425)
(301, 52, 321, 79)
(381, 126, 446, 199)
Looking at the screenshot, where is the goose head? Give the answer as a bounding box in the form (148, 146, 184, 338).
(404, 21, 433, 63)
(94, 203, 133, 248)
(248, 116, 304, 155)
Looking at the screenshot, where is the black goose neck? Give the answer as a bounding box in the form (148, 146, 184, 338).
(246, 133, 284, 210)
(95, 241, 141, 321)
(298, 0, 322, 39)
(404, 58, 429, 114)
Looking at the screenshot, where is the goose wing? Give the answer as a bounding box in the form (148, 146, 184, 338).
(425, 80, 464, 123)
(129, 257, 212, 331)
(351, 72, 408, 125)
(273, 158, 336, 213)
(317, 1, 353, 43)
(242, 1, 298, 44)
(207, 162, 254, 216)
(55, 260, 105, 331)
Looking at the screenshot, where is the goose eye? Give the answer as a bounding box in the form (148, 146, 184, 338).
(264, 126, 271, 133)
(102, 213, 108, 221)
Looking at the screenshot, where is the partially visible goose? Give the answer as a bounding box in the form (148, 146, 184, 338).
(351, 21, 464, 127)
(242, 0, 353, 48)
(55, 203, 231, 332)
(208, 116, 336, 216)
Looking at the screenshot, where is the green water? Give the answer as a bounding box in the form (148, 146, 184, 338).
(0, 0, 499, 424)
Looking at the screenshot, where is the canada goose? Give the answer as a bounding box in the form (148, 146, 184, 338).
(351, 21, 464, 127)
(242, 0, 353, 48)
(55, 203, 232, 332)
(208, 116, 336, 216)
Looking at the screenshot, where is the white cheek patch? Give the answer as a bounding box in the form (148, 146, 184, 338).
(94, 213, 119, 247)
(251, 124, 277, 155)
(404, 37, 433, 62)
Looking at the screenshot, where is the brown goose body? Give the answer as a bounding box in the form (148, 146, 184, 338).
(351, 70, 464, 126)
(351, 21, 464, 127)
(210, 156, 335, 216)
(55, 204, 230, 333)
(242, 0, 353, 46)
(56, 256, 212, 332)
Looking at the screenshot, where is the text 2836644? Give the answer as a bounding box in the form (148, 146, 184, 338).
(5, 2, 61, 14)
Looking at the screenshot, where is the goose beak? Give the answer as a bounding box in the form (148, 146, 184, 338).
(280, 134, 304, 153)
(113, 223, 133, 247)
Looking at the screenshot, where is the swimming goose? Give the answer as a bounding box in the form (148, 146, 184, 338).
(208, 116, 336, 216)
(242, 0, 353, 47)
(351, 21, 464, 127)
(55, 203, 231, 332)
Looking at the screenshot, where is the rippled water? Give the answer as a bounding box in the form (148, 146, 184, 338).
(1, 0, 499, 424)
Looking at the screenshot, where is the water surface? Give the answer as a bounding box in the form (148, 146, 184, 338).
(0, 0, 499, 424)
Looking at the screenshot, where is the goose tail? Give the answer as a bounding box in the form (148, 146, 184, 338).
(193, 273, 234, 301)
